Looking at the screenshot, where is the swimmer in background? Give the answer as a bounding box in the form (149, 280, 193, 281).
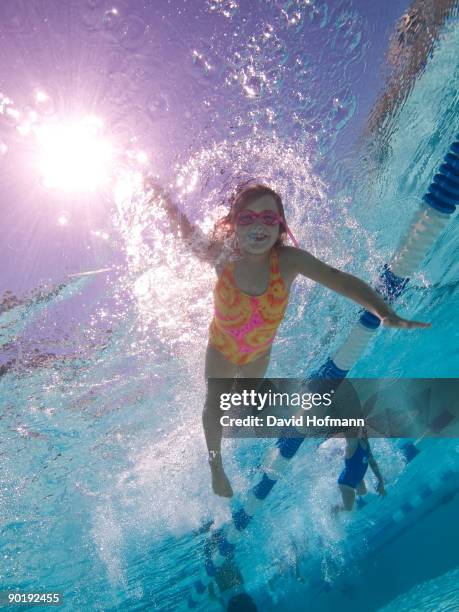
(333, 427, 386, 513)
(366, 0, 457, 137)
(146, 178, 431, 497)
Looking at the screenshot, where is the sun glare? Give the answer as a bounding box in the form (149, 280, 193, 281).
(34, 116, 113, 192)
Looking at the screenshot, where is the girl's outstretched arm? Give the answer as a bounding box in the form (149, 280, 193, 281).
(285, 246, 431, 329)
(145, 178, 224, 266)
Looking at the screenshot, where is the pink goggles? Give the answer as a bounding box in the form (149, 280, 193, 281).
(234, 209, 299, 248)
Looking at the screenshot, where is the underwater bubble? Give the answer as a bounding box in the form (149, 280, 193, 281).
(102, 7, 122, 32)
(222, 66, 239, 88)
(191, 50, 214, 81)
(279, 4, 304, 31)
(307, 1, 329, 28)
(230, 46, 247, 70)
(261, 36, 289, 70)
(254, 107, 280, 132)
(106, 71, 133, 105)
(207, 0, 238, 19)
(117, 14, 147, 50)
(146, 93, 169, 121)
(242, 74, 265, 98)
(191, 41, 225, 84)
(262, 23, 274, 39)
(1, 104, 21, 127)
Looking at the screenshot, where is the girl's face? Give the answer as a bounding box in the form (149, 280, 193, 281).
(234, 194, 282, 255)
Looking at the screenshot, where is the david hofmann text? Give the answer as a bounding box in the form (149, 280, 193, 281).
(220, 415, 365, 428)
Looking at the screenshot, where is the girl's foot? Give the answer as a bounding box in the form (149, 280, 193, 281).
(208, 452, 233, 498)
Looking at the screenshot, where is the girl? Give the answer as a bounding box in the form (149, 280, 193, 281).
(147, 179, 431, 498)
(334, 427, 386, 512)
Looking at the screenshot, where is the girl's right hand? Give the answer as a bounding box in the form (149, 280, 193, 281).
(380, 311, 431, 329)
(376, 479, 386, 496)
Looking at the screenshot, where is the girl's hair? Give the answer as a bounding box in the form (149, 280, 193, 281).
(211, 181, 288, 247)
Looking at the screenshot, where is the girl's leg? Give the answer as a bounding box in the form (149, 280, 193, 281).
(338, 484, 356, 511)
(238, 348, 271, 379)
(203, 345, 238, 453)
(234, 350, 271, 422)
(203, 346, 271, 451)
(203, 378, 235, 453)
(203, 345, 238, 497)
(202, 346, 272, 497)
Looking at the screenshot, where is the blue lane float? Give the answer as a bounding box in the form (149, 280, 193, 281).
(187, 135, 459, 609)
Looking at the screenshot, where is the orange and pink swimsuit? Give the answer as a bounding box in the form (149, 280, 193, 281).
(208, 249, 290, 366)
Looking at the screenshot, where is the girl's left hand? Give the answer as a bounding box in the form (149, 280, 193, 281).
(380, 312, 432, 329)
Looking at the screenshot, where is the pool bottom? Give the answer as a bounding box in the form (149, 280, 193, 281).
(259, 471, 459, 612)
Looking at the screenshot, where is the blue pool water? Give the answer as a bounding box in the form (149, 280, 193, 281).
(0, 1, 458, 611)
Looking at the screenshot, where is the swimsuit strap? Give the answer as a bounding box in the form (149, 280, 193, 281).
(269, 248, 279, 276)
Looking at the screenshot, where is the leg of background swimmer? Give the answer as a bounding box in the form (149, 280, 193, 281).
(338, 484, 357, 511)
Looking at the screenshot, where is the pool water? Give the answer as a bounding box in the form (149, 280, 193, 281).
(0, 1, 458, 611)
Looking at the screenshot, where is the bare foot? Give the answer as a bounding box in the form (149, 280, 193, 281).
(209, 454, 233, 498)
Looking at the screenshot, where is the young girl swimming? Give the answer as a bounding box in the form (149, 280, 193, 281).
(147, 179, 431, 498)
(334, 427, 386, 512)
